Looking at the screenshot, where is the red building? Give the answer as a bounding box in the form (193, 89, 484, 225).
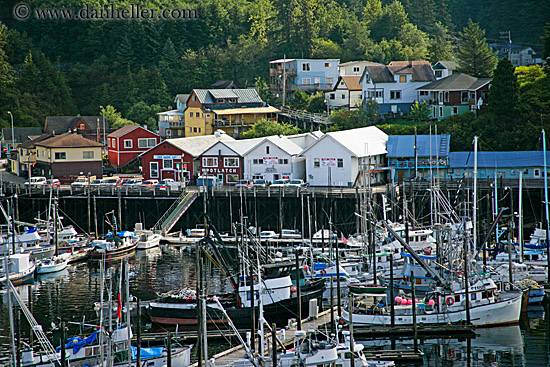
(198, 140, 258, 184)
(140, 133, 234, 182)
(107, 125, 160, 168)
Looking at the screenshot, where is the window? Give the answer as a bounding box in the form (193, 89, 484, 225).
(253, 159, 264, 165)
(353, 66, 360, 73)
(202, 157, 218, 167)
(278, 159, 289, 164)
(314, 158, 320, 168)
(314, 77, 320, 85)
(524, 169, 529, 174)
(341, 94, 346, 99)
(390, 90, 401, 100)
(326, 77, 334, 85)
(302, 63, 311, 71)
(189, 127, 193, 133)
(439, 106, 443, 117)
(534, 169, 540, 177)
(461, 91, 469, 103)
(435, 70, 442, 78)
(198, 128, 201, 133)
(324, 62, 331, 67)
(138, 138, 156, 148)
(54, 152, 66, 160)
(124, 139, 132, 148)
(337, 158, 343, 168)
(190, 112, 194, 118)
(399, 75, 406, 83)
(150, 162, 159, 178)
(206, 114, 211, 118)
(193, 127, 197, 133)
(470, 92, 476, 100)
(266, 146, 270, 154)
(419, 91, 429, 96)
(368, 89, 383, 99)
(330, 93, 335, 100)
(163, 159, 173, 169)
(224, 157, 239, 167)
(83, 151, 94, 159)
(452, 107, 458, 115)
(226, 174, 239, 184)
(444, 92, 449, 102)
(193, 96, 197, 101)
(302, 78, 311, 85)
(113, 140, 117, 148)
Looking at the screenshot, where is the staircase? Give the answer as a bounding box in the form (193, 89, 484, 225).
(439, 134, 449, 156)
(153, 189, 198, 234)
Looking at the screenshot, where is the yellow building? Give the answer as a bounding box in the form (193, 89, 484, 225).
(34, 132, 104, 178)
(185, 89, 279, 138)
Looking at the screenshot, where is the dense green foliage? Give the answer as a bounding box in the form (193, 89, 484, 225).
(242, 119, 300, 139)
(456, 19, 497, 78)
(0, 0, 548, 152)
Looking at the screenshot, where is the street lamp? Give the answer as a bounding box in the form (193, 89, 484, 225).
(7, 111, 14, 153)
(99, 106, 106, 147)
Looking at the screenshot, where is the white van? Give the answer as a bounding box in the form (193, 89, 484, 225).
(24, 177, 47, 186)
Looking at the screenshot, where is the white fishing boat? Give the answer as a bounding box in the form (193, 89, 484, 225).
(134, 223, 162, 250)
(35, 254, 69, 275)
(342, 277, 523, 327)
(0, 253, 36, 286)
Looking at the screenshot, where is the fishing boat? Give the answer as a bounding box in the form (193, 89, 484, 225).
(134, 223, 162, 250)
(87, 231, 137, 262)
(148, 261, 325, 329)
(342, 277, 523, 327)
(35, 254, 69, 275)
(0, 253, 36, 285)
(348, 282, 388, 295)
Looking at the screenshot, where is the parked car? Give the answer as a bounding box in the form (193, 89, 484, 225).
(271, 178, 290, 188)
(122, 179, 142, 187)
(141, 179, 159, 188)
(235, 179, 253, 188)
(46, 179, 61, 186)
(103, 178, 123, 186)
(252, 179, 270, 187)
(102, 166, 117, 177)
(288, 179, 309, 188)
(156, 179, 181, 190)
(24, 176, 47, 187)
(71, 176, 90, 188)
(89, 179, 105, 187)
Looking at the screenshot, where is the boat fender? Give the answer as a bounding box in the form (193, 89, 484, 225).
(423, 247, 432, 255)
(446, 297, 454, 306)
(320, 269, 327, 276)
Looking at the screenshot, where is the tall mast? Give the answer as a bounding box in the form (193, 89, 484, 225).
(543, 130, 550, 279)
(518, 172, 523, 262)
(473, 136, 478, 252)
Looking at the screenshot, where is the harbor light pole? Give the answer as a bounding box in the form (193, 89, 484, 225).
(100, 106, 106, 147)
(7, 111, 14, 153)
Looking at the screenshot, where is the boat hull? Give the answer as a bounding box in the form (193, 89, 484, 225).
(88, 243, 137, 262)
(36, 261, 68, 274)
(343, 293, 522, 327)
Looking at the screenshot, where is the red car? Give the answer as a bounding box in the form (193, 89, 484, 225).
(46, 179, 61, 186)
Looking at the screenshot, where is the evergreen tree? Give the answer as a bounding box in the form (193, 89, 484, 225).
(161, 38, 179, 67)
(488, 57, 519, 122)
(456, 19, 497, 78)
(543, 23, 550, 72)
(19, 52, 39, 95)
(115, 34, 136, 68)
(0, 24, 16, 127)
(427, 22, 454, 64)
(290, 89, 310, 110)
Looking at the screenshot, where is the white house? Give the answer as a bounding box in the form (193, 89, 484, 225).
(338, 61, 382, 76)
(359, 61, 435, 115)
(325, 76, 363, 110)
(300, 126, 388, 187)
(433, 61, 458, 79)
(243, 136, 305, 182)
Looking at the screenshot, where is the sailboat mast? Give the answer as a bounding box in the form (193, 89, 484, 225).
(519, 172, 523, 262)
(542, 130, 550, 279)
(473, 136, 478, 252)
(4, 256, 16, 366)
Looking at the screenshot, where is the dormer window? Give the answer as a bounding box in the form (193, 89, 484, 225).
(217, 99, 224, 103)
(229, 98, 236, 103)
(399, 75, 406, 83)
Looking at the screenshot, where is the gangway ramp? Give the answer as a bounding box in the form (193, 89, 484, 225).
(153, 189, 198, 234)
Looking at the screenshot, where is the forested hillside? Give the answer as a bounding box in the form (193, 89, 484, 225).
(0, 0, 548, 148)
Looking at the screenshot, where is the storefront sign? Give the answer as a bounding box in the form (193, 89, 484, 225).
(154, 155, 182, 160)
(263, 157, 278, 165)
(392, 158, 448, 169)
(321, 158, 337, 167)
(201, 167, 238, 174)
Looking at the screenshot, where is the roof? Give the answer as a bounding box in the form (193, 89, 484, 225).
(363, 65, 395, 83)
(339, 61, 382, 67)
(44, 116, 109, 134)
(338, 76, 362, 91)
(261, 135, 303, 156)
(389, 61, 431, 67)
(211, 106, 280, 115)
(165, 132, 235, 158)
(386, 135, 451, 157)
(269, 58, 339, 64)
(416, 73, 491, 91)
(193, 89, 264, 104)
(157, 109, 184, 116)
(35, 132, 104, 148)
(2, 127, 43, 144)
(449, 151, 550, 169)
(176, 94, 190, 104)
(107, 124, 158, 139)
(18, 133, 53, 149)
(433, 61, 458, 71)
(362, 62, 435, 84)
(210, 80, 237, 89)
(301, 126, 388, 157)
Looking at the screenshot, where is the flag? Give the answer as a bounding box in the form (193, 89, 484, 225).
(341, 233, 347, 245)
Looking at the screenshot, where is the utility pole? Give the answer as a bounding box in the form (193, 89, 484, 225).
(500, 31, 512, 60)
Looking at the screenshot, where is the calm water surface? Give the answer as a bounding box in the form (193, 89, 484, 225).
(0, 245, 548, 366)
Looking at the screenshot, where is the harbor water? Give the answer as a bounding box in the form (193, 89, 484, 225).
(0, 245, 548, 366)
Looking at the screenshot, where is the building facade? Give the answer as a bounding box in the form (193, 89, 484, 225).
(325, 76, 363, 110)
(157, 94, 189, 139)
(34, 133, 103, 178)
(269, 59, 339, 98)
(107, 125, 160, 168)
